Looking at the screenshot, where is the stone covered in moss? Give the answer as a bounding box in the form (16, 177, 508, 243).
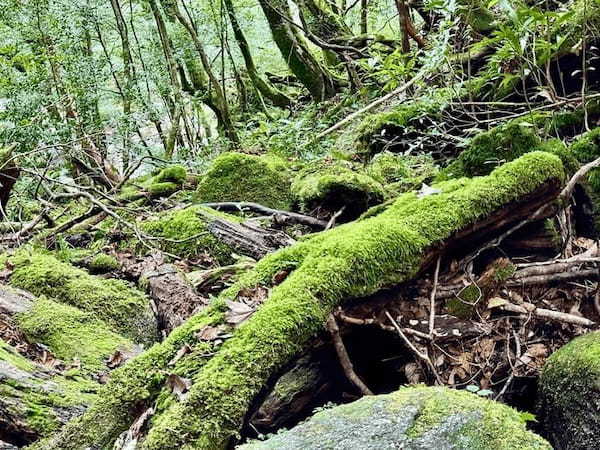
(17, 296, 135, 372)
(291, 162, 385, 220)
(35, 152, 565, 449)
(196, 152, 293, 210)
(538, 331, 600, 449)
(570, 127, 600, 191)
(241, 386, 550, 449)
(141, 205, 237, 262)
(9, 253, 157, 345)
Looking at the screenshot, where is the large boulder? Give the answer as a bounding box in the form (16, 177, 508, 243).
(241, 386, 550, 449)
(538, 331, 600, 449)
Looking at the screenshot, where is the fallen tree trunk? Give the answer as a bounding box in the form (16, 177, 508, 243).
(34, 152, 566, 449)
(120, 252, 209, 335)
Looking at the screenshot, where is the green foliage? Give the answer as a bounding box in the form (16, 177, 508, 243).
(9, 252, 157, 345)
(196, 152, 294, 210)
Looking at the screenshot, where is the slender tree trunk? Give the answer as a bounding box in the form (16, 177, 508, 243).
(148, 0, 184, 159)
(223, 0, 291, 107)
(360, 0, 368, 34)
(162, 1, 239, 144)
(257, 0, 338, 101)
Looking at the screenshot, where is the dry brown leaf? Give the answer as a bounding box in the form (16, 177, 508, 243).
(166, 374, 192, 400)
(107, 350, 125, 369)
(488, 297, 507, 309)
(225, 300, 255, 325)
(167, 344, 192, 366)
(404, 362, 421, 384)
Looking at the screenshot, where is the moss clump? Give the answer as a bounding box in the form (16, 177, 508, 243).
(147, 182, 179, 198)
(9, 253, 157, 345)
(241, 386, 549, 449)
(141, 205, 237, 262)
(538, 331, 600, 449)
(291, 162, 385, 220)
(367, 153, 439, 194)
(196, 152, 293, 210)
(36, 152, 565, 450)
(17, 296, 135, 372)
(88, 254, 119, 274)
(439, 122, 541, 179)
(153, 165, 187, 184)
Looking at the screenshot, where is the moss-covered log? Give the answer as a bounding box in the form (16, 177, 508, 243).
(35, 152, 564, 449)
(241, 386, 550, 449)
(538, 331, 600, 449)
(8, 253, 158, 345)
(0, 339, 97, 447)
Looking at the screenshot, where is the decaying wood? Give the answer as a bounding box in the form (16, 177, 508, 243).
(120, 252, 209, 334)
(206, 217, 296, 260)
(498, 302, 596, 327)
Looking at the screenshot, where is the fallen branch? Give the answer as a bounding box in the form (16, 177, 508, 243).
(326, 314, 373, 396)
(201, 202, 328, 229)
(498, 302, 595, 327)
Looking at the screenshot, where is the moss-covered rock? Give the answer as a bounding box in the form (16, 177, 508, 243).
(196, 152, 293, 210)
(140, 205, 238, 263)
(241, 386, 550, 449)
(35, 152, 565, 450)
(17, 296, 136, 373)
(291, 162, 385, 220)
(538, 331, 600, 449)
(9, 253, 157, 345)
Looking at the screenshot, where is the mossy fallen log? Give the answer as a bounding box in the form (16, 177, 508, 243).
(0, 339, 97, 447)
(538, 331, 600, 450)
(35, 152, 565, 449)
(8, 253, 158, 346)
(241, 386, 550, 449)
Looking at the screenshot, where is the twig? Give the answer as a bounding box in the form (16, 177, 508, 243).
(429, 256, 441, 336)
(325, 207, 345, 231)
(499, 302, 595, 327)
(384, 310, 443, 384)
(201, 202, 328, 228)
(326, 314, 373, 395)
(314, 68, 426, 140)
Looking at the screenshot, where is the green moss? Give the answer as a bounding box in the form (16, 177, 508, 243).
(153, 165, 187, 184)
(147, 182, 179, 198)
(139, 152, 564, 449)
(37, 152, 565, 450)
(196, 152, 293, 210)
(291, 162, 385, 220)
(141, 205, 237, 262)
(0, 339, 98, 439)
(88, 254, 119, 274)
(570, 127, 600, 165)
(17, 296, 134, 372)
(439, 121, 541, 179)
(241, 386, 549, 449)
(9, 253, 157, 345)
(538, 331, 600, 449)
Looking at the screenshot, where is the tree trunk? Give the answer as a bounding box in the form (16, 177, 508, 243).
(223, 0, 292, 107)
(257, 0, 338, 101)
